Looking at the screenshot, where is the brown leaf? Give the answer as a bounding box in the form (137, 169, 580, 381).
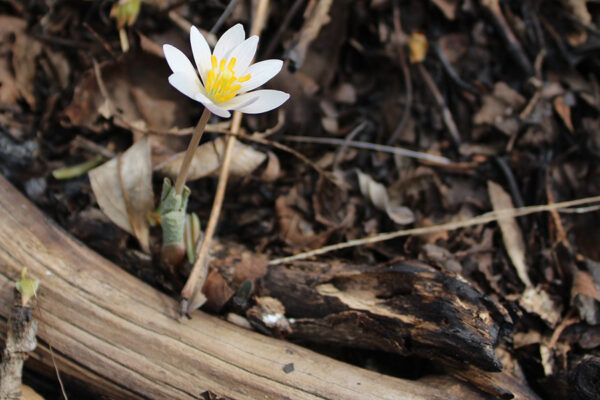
(430, 0, 460, 20)
(156, 137, 267, 182)
(62, 52, 195, 134)
(571, 270, 600, 325)
(202, 269, 235, 313)
(357, 170, 414, 225)
(0, 17, 28, 107)
(519, 285, 562, 328)
(553, 95, 574, 133)
(288, 0, 334, 69)
(12, 31, 43, 110)
(487, 180, 532, 287)
(89, 137, 154, 253)
(474, 82, 525, 136)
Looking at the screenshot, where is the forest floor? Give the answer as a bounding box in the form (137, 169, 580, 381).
(1, 0, 600, 399)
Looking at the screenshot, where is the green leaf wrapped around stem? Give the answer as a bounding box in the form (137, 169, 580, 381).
(160, 178, 190, 270)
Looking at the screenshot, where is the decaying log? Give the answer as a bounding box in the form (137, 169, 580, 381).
(209, 243, 539, 399)
(257, 261, 512, 372)
(0, 174, 494, 399)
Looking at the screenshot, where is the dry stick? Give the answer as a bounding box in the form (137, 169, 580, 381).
(282, 135, 452, 164)
(181, 0, 271, 314)
(210, 0, 240, 34)
(387, 0, 412, 145)
(481, 0, 533, 76)
(418, 63, 462, 147)
(174, 108, 211, 194)
(263, 0, 305, 59)
(268, 195, 600, 265)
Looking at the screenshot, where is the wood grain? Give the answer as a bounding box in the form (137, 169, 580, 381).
(0, 175, 478, 399)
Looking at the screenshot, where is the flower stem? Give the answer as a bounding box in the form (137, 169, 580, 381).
(174, 108, 211, 195)
(180, 111, 242, 310)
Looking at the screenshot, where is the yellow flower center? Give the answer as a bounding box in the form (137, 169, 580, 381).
(205, 55, 251, 103)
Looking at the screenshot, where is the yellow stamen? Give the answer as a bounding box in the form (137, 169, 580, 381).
(204, 57, 252, 104)
(227, 58, 236, 71)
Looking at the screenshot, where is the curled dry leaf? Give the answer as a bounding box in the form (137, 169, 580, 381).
(356, 170, 414, 225)
(487, 180, 532, 287)
(89, 137, 153, 253)
(288, 0, 334, 70)
(156, 137, 267, 182)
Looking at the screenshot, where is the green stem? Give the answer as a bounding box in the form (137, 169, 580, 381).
(174, 108, 211, 194)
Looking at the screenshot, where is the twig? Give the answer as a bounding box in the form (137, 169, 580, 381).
(181, 0, 271, 315)
(333, 120, 367, 169)
(417, 63, 462, 146)
(268, 195, 600, 265)
(282, 135, 452, 164)
(242, 133, 330, 177)
(210, 0, 240, 34)
(433, 43, 479, 95)
(174, 109, 211, 194)
(264, 0, 305, 59)
(49, 345, 68, 400)
(168, 10, 192, 32)
(481, 0, 533, 76)
(387, 0, 412, 145)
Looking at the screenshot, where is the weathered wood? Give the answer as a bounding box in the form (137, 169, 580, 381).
(257, 261, 512, 372)
(0, 174, 485, 399)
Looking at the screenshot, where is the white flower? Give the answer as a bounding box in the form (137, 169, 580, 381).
(163, 24, 290, 118)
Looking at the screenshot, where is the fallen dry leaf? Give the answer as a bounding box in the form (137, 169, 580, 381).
(89, 137, 154, 253)
(571, 270, 600, 325)
(0, 17, 29, 107)
(63, 52, 195, 134)
(519, 285, 562, 328)
(288, 0, 334, 70)
(488, 180, 532, 287)
(553, 95, 574, 133)
(12, 30, 43, 110)
(474, 82, 525, 136)
(430, 0, 459, 20)
(156, 137, 267, 182)
(357, 170, 414, 225)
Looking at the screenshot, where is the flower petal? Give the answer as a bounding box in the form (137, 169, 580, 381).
(229, 36, 259, 75)
(238, 59, 283, 93)
(190, 26, 212, 84)
(219, 92, 260, 110)
(163, 45, 197, 83)
(230, 90, 290, 114)
(213, 24, 245, 60)
(168, 73, 202, 101)
(194, 92, 231, 118)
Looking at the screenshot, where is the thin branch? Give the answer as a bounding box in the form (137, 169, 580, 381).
(282, 135, 452, 164)
(268, 195, 600, 265)
(210, 0, 240, 34)
(387, 0, 412, 145)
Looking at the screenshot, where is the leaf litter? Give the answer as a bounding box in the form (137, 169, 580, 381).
(3, 1, 600, 399)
